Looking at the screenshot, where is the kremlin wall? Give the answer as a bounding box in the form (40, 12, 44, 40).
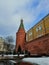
(16, 14, 49, 56)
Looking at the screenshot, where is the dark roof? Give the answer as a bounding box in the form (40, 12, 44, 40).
(18, 19, 25, 31)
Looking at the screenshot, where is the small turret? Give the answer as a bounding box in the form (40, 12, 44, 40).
(16, 19, 26, 53)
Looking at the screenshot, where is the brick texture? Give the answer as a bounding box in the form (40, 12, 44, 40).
(25, 34, 49, 55)
(16, 27, 49, 55)
(16, 29, 26, 52)
(15, 18, 49, 55)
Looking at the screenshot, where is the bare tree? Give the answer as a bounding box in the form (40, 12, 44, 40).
(5, 36, 14, 54)
(6, 36, 14, 44)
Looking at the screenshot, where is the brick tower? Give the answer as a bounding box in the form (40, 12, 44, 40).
(16, 19, 26, 53)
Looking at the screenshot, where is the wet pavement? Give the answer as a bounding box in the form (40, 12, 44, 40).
(0, 57, 49, 65)
(0, 61, 38, 65)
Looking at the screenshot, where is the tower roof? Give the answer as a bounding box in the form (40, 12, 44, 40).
(19, 19, 24, 29)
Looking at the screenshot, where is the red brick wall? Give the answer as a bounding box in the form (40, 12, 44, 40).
(16, 29, 26, 52)
(25, 34, 49, 55)
(15, 24, 49, 55)
(16, 62, 33, 65)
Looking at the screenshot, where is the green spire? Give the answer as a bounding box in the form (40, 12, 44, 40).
(19, 19, 24, 29)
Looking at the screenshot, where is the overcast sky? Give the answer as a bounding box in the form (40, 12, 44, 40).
(0, 0, 49, 43)
(0, 0, 49, 63)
